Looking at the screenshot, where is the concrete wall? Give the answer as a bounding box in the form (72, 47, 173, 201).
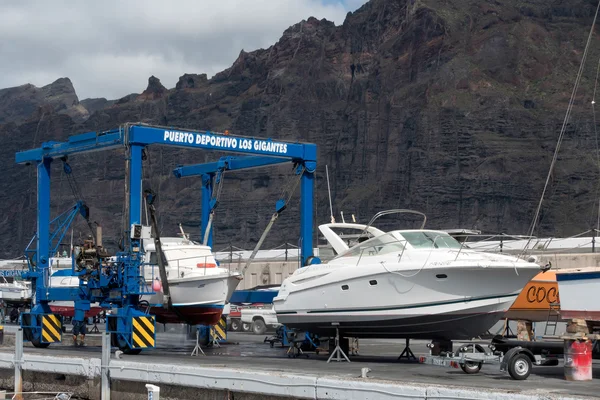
(538, 252, 600, 270)
(0, 369, 297, 400)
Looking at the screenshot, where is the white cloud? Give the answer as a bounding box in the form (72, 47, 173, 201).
(0, 0, 364, 99)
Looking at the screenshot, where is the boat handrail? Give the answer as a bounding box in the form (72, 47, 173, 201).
(355, 237, 408, 266)
(357, 209, 427, 242)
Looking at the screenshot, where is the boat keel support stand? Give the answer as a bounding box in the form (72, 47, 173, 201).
(327, 328, 350, 363)
(398, 338, 417, 361)
(191, 328, 205, 356)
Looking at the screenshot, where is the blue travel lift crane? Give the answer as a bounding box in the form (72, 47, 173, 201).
(15, 123, 318, 352)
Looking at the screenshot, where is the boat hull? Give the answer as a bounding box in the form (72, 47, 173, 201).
(143, 274, 241, 325)
(0, 286, 31, 302)
(149, 304, 224, 325)
(45, 272, 241, 325)
(275, 261, 539, 340)
(276, 296, 515, 340)
(556, 269, 600, 321)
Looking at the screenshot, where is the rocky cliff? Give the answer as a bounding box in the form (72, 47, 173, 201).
(1, 0, 600, 258)
(0, 77, 89, 125)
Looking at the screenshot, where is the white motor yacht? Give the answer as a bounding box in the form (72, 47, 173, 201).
(0, 277, 31, 303)
(141, 236, 243, 324)
(274, 210, 542, 340)
(44, 235, 242, 325)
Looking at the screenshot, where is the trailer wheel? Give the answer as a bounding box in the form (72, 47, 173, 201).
(230, 319, 241, 332)
(242, 322, 251, 332)
(459, 344, 484, 374)
(508, 354, 532, 380)
(111, 333, 142, 355)
(252, 319, 267, 335)
(31, 337, 50, 349)
(460, 361, 482, 374)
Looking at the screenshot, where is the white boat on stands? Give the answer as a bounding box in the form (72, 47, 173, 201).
(47, 235, 242, 325)
(556, 267, 600, 321)
(142, 236, 243, 325)
(0, 278, 31, 303)
(274, 210, 542, 340)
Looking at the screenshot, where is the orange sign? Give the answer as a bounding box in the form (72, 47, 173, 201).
(510, 271, 560, 311)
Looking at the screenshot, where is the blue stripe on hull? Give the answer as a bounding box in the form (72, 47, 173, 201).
(556, 272, 600, 282)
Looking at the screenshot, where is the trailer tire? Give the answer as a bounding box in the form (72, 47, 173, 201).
(252, 318, 267, 335)
(31, 337, 50, 349)
(459, 344, 484, 374)
(460, 361, 482, 374)
(508, 353, 532, 380)
(242, 322, 252, 332)
(111, 333, 143, 355)
(230, 319, 241, 332)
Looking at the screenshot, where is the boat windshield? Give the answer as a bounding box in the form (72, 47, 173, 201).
(399, 231, 461, 249)
(335, 233, 405, 259)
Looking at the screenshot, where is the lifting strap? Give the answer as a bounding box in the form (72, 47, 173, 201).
(146, 200, 171, 308)
(61, 157, 96, 242)
(241, 166, 305, 275)
(144, 190, 190, 323)
(202, 169, 226, 245)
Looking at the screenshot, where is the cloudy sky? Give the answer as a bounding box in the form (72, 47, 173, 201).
(0, 0, 365, 100)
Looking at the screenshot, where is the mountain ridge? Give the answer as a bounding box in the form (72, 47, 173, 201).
(1, 0, 599, 258)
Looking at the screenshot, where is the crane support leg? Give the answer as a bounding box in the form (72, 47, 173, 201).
(129, 145, 144, 228)
(201, 173, 214, 247)
(300, 169, 314, 266)
(23, 157, 60, 347)
(37, 158, 52, 301)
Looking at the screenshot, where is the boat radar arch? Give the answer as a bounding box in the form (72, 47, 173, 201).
(358, 209, 427, 241)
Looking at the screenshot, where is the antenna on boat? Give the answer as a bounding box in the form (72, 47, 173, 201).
(326, 165, 335, 223)
(340, 211, 346, 223)
(178, 223, 189, 241)
(143, 195, 150, 226)
(352, 214, 356, 223)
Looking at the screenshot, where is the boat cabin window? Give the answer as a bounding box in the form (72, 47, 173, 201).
(335, 233, 405, 259)
(399, 231, 461, 249)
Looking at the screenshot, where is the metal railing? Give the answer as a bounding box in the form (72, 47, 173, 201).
(448, 231, 600, 256)
(145, 254, 225, 280)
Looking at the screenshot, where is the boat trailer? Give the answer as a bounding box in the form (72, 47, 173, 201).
(420, 335, 600, 380)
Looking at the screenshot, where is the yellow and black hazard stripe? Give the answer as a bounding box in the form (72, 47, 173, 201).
(211, 316, 227, 341)
(41, 314, 62, 343)
(132, 316, 155, 348)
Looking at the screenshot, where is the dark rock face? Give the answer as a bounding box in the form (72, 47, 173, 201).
(175, 74, 208, 90)
(80, 98, 116, 114)
(1, 0, 600, 257)
(0, 78, 89, 125)
(138, 76, 167, 101)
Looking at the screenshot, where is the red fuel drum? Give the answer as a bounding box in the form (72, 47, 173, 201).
(564, 339, 592, 381)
